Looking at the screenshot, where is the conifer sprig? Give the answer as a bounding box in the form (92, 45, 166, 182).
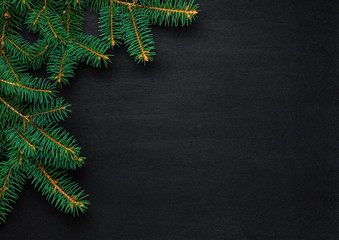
(0, 161, 26, 223)
(0, 0, 198, 224)
(27, 162, 88, 215)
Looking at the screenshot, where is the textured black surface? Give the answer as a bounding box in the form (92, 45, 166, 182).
(1, 1, 338, 239)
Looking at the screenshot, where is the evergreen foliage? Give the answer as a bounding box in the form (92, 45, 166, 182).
(0, 0, 198, 223)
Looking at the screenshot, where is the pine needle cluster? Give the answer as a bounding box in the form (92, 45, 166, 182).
(0, 0, 198, 223)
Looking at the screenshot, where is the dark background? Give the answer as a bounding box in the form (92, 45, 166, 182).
(1, 0, 338, 239)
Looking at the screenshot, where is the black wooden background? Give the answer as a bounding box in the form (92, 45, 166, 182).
(1, 0, 338, 239)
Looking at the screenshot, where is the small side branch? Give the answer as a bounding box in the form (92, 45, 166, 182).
(66, 4, 70, 34)
(11, 126, 36, 150)
(33, 6, 46, 25)
(46, 16, 67, 44)
(114, 0, 198, 19)
(0, 11, 10, 52)
(0, 96, 74, 153)
(57, 50, 67, 83)
(29, 45, 48, 63)
(26, 106, 67, 118)
(40, 147, 83, 162)
(110, 0, 115, 46)
(128, 6, 149, 62)
(36, 162, 84, 207)
(33, 0, 47, 25)
(0, 78, 52, 93)
(6, 37, 30, 57)
(71, 40, 109, 60)
(2, 51, 20, 82)
(0, 166, 14, 200)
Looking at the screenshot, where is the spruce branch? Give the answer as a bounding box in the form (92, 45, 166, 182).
(26, 106, 67, 119)
(47, 46, 78, 85)
(123, 5, 154, 62)
(1, 52, 21, 82)
(27, 162, 89, 215)
(0, 9, 9, 53)
(32, 6, 45, 26)
(0, 77, 54, 103)
(70, 34, 111, 67)
(0, 161, 26, 223)
(0, 0, 198, 224)
(98, 0, 121, 47)
(4, 35, 31, 62)
(0, 96, 78, 157)
(28, 40, 49, 70)
(9, 126, 37, 151)
(26, 98, 71, 124)
(113, 0, 198, 26)
(109, 0, 116, 46)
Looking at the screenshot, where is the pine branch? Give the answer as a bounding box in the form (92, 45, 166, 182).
(27, 162, 89, 215)
(26, 107, 66, 119)
(0, 161, 26, 224)
(0, 96, 77, 156)
(98, 0, 121, 47)
(24, 124, 83, 169)
(0, 77, 54, 103)
(9, 126, 37, 151)
(0, 96, 29, 125)
(33, 6, 45, 26)
(27, 10, 68, 45)
(47, 46, 78, 85)
(0, 0, 198, 223)
(4, 35, 31, 62)
(45, 14, 68, 44)
(121, 6, 155, 63)
(28, 40, 49, 70)
(0, 79, 51, 93)
(5, 125, 82, 169)
(62, 1, 85, 39)
(114, 0, 198, 26)
(1, 52, 22, 82)
(0, 9, 9, 53)
(70, 34, 111, 67)
(109, 0, 116, 46)
(26, 98, 71, 124)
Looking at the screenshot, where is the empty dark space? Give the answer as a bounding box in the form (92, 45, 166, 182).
(1, 0, 337, 239)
